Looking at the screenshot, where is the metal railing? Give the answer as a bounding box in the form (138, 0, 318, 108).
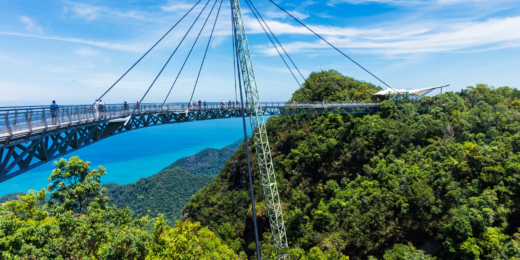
(0, 101, 379, 138)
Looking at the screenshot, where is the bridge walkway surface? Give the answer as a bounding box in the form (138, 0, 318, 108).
(0, 101, 379, 183)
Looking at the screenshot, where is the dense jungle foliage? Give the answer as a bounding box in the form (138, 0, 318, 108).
(184, 70, 520, 259)
(102, 139, 242, 225)
(0, 157, 244, 259)
(0, 139, 242, 225)
(103, 168, 213, 226)
(0, 192, 25, 204)
(162, 138, 243, 175)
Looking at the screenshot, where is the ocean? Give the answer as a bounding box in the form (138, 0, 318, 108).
(0, 117, 258, 196)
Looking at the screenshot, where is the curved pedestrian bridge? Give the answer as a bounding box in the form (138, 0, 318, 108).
(0, 101, 379, 183)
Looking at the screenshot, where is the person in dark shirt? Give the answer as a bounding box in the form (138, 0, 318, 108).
(123, 101, 129, 114)
(50, 100, 59, 125)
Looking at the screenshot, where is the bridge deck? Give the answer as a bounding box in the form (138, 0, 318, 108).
(0, 101, 379, 182)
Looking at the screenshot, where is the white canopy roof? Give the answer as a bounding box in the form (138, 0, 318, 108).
(372, 85, 449, 96)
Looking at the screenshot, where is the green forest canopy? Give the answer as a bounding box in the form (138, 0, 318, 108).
(3, 70, 520, 259)
(184, 70, 520, 259)
(0, 157, 245, 259)
(102, 139, 242, 226)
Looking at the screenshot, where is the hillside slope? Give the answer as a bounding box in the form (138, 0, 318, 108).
(104, 139, 243, 225)
(163, 139, 243, 175)
(184, 70, 520, 259)
(104, 168, 213, 226)
(0, 192, 26, 204)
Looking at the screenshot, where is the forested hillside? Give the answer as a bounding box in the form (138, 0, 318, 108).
(104, 168, 213, 226)
(0, 192, 25, 203)
(184, 70, 520, 259)
(0, 140, 242, 226)
(162, 138, 243, 175)
(0, 157, 244, 259)
(103, 139, 243, 225)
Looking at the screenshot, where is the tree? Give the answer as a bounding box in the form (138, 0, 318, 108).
(0, 156, 245, 259)
(146, 217, 245, 259)
(47, 156, 107, 214)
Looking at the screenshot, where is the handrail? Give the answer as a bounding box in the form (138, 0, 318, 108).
(0, 101, 380, 137)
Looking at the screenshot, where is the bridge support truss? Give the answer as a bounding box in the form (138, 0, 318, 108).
(231, 0, 289, 256)
(0, 105, 378, 183)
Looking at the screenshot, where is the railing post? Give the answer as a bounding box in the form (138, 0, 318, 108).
(4, 112, 13, 138)
(13, 111, 18, 128)
(28, 111, 33, 131)
(67, 108, 71, 126)
(41, 108, 48, 131)
(56, 109, 61, 127)
(24, 111, 32, 138)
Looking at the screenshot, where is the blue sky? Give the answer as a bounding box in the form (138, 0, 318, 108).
(1, 0, 519, 106)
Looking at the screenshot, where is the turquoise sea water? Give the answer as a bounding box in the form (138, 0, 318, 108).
(0, 118, 257, 196)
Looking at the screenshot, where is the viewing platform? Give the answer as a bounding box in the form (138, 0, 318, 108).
(0, 101, 379, 182)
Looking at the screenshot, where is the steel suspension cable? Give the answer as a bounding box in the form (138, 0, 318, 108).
(133, 0, 213, 112)
(244, 0, 302, 88)
(232, 11, 262, 260)
(247, 0, 305, 82)
(97, 0, 202, 100)
(232, 7, 238, 103)
(269, 0, 397, 91)
(161, 0, 219, 106)
(188, 0, 224, 109)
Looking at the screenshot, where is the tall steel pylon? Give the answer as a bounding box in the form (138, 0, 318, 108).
(230, 0, 289, 257)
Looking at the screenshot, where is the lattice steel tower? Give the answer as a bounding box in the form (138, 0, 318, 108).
(230, 0, 289, 257)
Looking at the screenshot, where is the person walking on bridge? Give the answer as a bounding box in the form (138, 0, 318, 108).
(203, 100, 206, 109)
(123, 101, 129, 115)
(228, 100, 232, 109)
(99, 100, 106, 119)
(135, 101, 140, 113)
(93, 100, 100, 120)
(221, 100, 225, 109)
(50, 100, 59, 125)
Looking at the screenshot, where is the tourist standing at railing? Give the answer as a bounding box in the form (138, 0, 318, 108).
(198, 100, 202, 110)
(203, 100, 207, 108)
(50, 100, 59, 125)
(93, 100, 100, 119)
(123, 101, 129, 115)
(232, 100, 236, 108)
(135, 101, 140, 112)
(99, 100, 106, 119)
(228, 100, 232, 108)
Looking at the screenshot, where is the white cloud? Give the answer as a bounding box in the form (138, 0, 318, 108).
(75, 47, 98, 56)
(64, 1, 144, 21)
(258, 16, 520, 56)
(329, 0, 501, 5)
(264, 10, 309, 20)
(0, 32, 142, 52)
(69, 3, 101, 20)
(20, 16, 44, 34)
(328, 0, 422, 5)
(161, 2, 196, 12)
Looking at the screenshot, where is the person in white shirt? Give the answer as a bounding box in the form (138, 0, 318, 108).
(93, 100, 99, 120)
(99, 100, 106, 119)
